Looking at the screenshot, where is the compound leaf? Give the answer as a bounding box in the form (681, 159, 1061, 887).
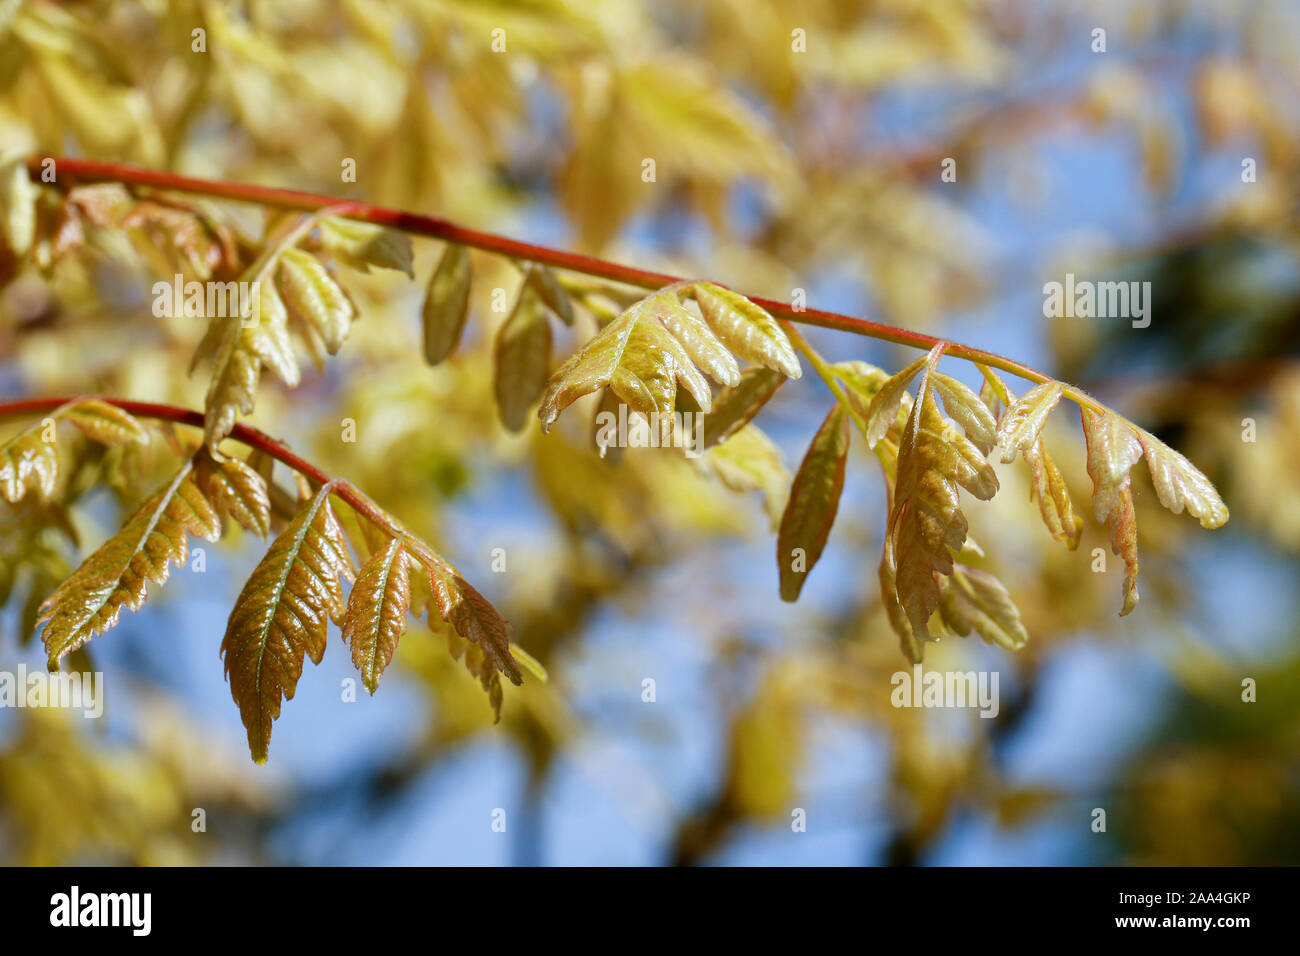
(538, 288, 714, 429)
(196, 450, 271, 538)
(428, 560, 522, 696)
(888, 353, 999, 641)
(221, 483, 353, 762)
(38, 459, 221, 667)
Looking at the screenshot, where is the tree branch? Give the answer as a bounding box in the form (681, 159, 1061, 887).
(0, 395, 452, 573)
(23, 155, 1110, 415)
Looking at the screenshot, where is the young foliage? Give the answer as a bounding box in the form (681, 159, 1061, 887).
(777, 404, 850, 601)
(39, 458, 221, 667)
(221, 482, 353, 763)
(4, 155, 1235, 758)
(1081, 408, 1145, 615)
(494, 273, 553, 432)
(0, 399, 147, 503)
(887, 347, 999, 643)
(538, 282, 800, 431)
(422, 243, 473, 365)
(702, 367, 787, 450)
(342, 539, 412, 695)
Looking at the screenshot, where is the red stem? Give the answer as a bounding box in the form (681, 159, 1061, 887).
(26, 156, 1064, 391)
(0, 395, 450, 568)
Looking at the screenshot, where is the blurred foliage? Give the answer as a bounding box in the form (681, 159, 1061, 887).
(1, 0, 1299, 864)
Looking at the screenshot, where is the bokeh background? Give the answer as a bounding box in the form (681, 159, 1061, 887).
(2, 0, 1299, 865)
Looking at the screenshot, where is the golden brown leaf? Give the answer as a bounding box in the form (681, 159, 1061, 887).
(428, 561, 523, 692)
(493, 279, 552, 432)
(652, 289, 740, 387)
(221, 483, 354, 762)
(342, 538, 411, 694)
(0, 424, 59, 504)
(39, 459, 221, 667)
(888, 358, 999, 641)
(995, 381, 1063, 463)
(202, 281, 300, 448)
(879, 537, 928, 663)
(938, 563, 1029, 651)
(61, 400, 149, 446)
(195, 451, 271, 538)
(1, 401, 148, 503)
(777, 403, 849, 601)
(1134, 427, 1229, 529)
(1081, 407, 1142, 615)
(862, 353, 926, 448)
(701, 367, 786, 449)
(1024, 439, 1084, 550)
(422, 243, 472, 365)
(277, 247, 354, 355)
(689, 282, 801, 379)
(931, 371, 998, 456)
(538, 288, 714, 430)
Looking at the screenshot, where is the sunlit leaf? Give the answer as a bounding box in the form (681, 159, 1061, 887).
(539, 287, 714, 429)
(1134, 427, 1229, 530)
(342, 538, 411, 694)
(777, 404, 849, 601)
(938, 563, 1029, 651)
(493, 279, 552, 432)
(61, 400, 149, 447)
(931, 371, 998, 456)
(888, 354, 998, 641)
(428, 560, 522, 697)
(995, 381, 1063, 463)
(1024, 439, 1084, 549)
(422, 243, 472, 365)
(277, 247, 354, 355)
(195, 450, 271, 538)
(1081, 407, 1143, 615)
(702, 367, 786, 450)
(863, 353, 926, 448)
(39, 459, 221, 667)
(0, 154, 37, 256)
(318, 217, 414, 277)
(221, 483, 353, 762)
(689, 282, 800, 379)
(202, 281, 300, 448)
